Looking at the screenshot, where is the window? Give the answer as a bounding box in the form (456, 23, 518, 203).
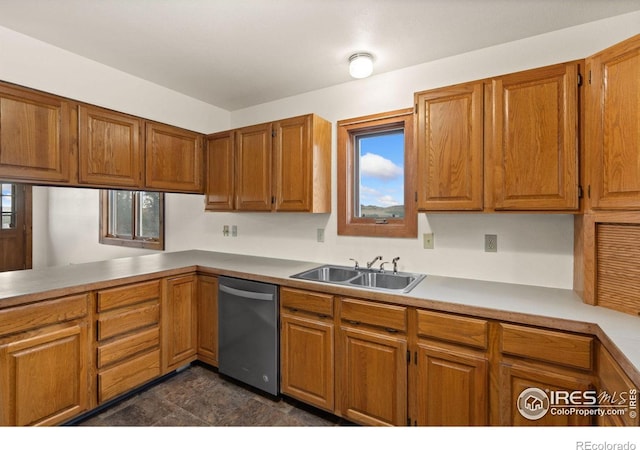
(100, 190, 165, 250)
(1, 183, 16, 229)
(337, 108, 416, 237)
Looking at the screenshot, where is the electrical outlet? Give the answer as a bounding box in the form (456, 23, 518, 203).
(423, 233, 434, 249)
(223, 225, 229, 237)
(317, 228, 325, 243)
(231, 225, 237, 237)
(485, 234, 497, 252)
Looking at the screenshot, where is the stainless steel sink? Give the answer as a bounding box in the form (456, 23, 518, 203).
(290, 264, 425, 294)
(294, 266, 361, 283)
(348, 272, 417, 290)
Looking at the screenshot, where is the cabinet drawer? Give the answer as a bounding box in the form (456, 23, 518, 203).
(98, 349, 160, 403)
(97, 280, 161, 312)
(0, 294, 88, 337)
(97, 301, 159, 341)
(340, 298, 407, 333)
(416, 309, 488, 349)
(281, 287, 333, 317)
(97, 326, 160, 368)
(501, 323, 593, 370)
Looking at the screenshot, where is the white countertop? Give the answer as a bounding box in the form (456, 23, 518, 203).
(1, 249, 638, 382)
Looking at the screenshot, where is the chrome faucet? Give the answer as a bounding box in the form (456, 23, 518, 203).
(366, 255, 383, 269)
(348, 258, 360, 269)
(392, 257, 400, 274)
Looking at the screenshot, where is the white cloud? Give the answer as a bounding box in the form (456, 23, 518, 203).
(377, 195, 399, 207)
(360, 186, 381, 196)
(360, 153, 403, 180)
(360, 185, 401, 207)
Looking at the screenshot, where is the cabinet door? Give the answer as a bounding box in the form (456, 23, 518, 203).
(489, 63, 579, 210)
(78, 104, 143, 187)
(587, 34, 640, 210)
(205, 131, 234, 211)
(281, 312, 334, 412)
(498, 360, 594, 426)
(163, 275, 198, 372)
(337, 326, 407, 426)
(235, 123, 273, 210)
(273, 115, 311, 211)
(145, 122, 203, 193)
(197, 275, 218, 366)
(416, 82, 484, 211)
(0, 84, 71, 183)
(0, 322, 89, 426)
(415, 342, 488, 426)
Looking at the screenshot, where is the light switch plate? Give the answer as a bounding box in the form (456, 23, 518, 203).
(231, 225, 237, 237)
(317, 228, 325, 243)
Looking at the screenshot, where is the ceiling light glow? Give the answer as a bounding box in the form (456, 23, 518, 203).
(349, 53, 374, 79)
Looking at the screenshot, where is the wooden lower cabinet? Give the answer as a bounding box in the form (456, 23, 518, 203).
(280, 287, 334, 412)
(415, 341, 488, 426)
(596, 343, 639, 427)
(0, 294, 90, 426)
(497, 322, 596, 426)
(337, 326, 407, 426)
(336, 298, 408, 426)
(498, 359, 595, 426)
(197, 275, 218, 366)
(162, 274, 198, 372)
(96, 280, 161, 403)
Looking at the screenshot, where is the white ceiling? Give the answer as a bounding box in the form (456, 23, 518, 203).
(0, 0, 639, 111)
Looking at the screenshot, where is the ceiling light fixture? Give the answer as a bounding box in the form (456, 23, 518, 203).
(349, 53, 374, 79)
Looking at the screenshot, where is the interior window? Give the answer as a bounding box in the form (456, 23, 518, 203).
(337, 108, 416, 238)
(100, 190, 165, 250)
(1, 183, 15, 229)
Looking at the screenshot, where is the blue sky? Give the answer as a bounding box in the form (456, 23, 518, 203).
(1, 184, 12, 211)
(357, 130, 404, 207)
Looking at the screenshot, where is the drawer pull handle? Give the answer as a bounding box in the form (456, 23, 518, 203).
(288, 307, 299, 313)
(348, 320, 360, 325)
(317, 314, 328, 319)
(385, 328, 398, 333)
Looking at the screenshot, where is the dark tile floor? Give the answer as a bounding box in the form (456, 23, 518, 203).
(77, 364, 348, 427)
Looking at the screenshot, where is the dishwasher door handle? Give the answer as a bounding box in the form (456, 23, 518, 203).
(219, 284, 275, 301)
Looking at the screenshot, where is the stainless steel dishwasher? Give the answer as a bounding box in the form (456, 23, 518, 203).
(218, 276, 279, 396)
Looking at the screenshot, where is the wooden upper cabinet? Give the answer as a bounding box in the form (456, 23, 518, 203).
(205, 131, 235, 211)
(0, 83, 72, 183)
(145, 122, 204, 193)
(487, 62, 579, 211)
(273, 114, 331, 212)
(78, 104, 143, 188)
(415, 81, 484, 211)
(206, 113, 331, 213)
(235, 122, 273, 211)
(587, 34, 640, 210)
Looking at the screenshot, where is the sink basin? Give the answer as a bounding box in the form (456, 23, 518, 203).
(293, 266, 360, 283)
(348, 272, 417, 290)
(291, 264, 425, 293)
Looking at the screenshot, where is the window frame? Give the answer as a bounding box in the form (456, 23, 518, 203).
(99, 190, 165, 250)
(337, 108, 417, 238)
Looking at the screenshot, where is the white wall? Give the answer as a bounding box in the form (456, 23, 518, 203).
(4, 12, 640, 289)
